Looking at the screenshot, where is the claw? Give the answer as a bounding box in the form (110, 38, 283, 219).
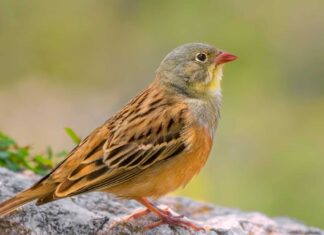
(159, 212, 205, 231)
(129, 198, 205, 231)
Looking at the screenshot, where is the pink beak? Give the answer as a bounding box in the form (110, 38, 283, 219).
(214, 51, 237, 65)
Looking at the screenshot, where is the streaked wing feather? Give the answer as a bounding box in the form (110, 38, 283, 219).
(55, 85, 190, 198)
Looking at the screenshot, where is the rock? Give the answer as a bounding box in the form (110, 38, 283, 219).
(0, 167, 322, 235)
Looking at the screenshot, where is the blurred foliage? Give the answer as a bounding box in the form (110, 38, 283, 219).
(64, 127, 81, 145)
(0, 129, 79, 175)
(0, 0, 323, 228)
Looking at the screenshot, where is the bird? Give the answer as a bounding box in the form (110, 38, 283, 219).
(0, 43, 237, 231)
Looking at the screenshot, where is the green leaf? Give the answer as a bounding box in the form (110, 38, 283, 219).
(46, 147, 53, 160)
(34, 155, 53, 166)
(0, 130, 70, 175)
(56, 150, 68, 158)
(0, 151, 10, 160)
(64, 127, 81, 145)
(5, 159, 21, 172)
(0, 132, 16, 149)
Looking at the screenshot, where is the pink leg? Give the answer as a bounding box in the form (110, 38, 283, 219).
(134, 197, 204, 231)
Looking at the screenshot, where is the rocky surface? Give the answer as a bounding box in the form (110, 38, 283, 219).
(0, 167, 322, 235)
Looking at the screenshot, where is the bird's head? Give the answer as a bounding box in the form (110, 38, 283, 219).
(156, 43, 237, 98)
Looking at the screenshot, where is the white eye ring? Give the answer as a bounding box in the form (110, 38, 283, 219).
(195, 53, 208, 63)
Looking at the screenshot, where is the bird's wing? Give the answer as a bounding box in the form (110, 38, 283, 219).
(50, 85, 193, 198)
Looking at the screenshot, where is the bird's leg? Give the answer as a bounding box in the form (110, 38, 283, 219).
(125, 198, 169, 221)
(134, 197, 204, 231)
(125, 207, 151, 221)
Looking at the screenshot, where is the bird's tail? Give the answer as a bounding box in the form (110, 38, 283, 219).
(0, 188, 40, 217)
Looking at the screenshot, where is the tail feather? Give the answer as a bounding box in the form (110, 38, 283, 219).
(0, 187, 45, 217)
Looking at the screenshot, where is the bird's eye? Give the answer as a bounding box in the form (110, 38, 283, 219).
(195, 53, 207, 63)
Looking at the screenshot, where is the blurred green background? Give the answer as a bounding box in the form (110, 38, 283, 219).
(0, 0, 323, 228)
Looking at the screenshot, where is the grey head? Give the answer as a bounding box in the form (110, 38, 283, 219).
(156, 43, 220, 92)
(155, 42, 237, 100)
(155, 43, 237, 134)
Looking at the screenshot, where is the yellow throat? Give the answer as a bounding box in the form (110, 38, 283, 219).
(207, 64, 223, 92)
(192, 64, 224, 95)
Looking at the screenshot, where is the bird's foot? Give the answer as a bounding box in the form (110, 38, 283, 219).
(128, 197, 205, 231)
(144, 205, 205, 231)
(125, 204, 182, 221)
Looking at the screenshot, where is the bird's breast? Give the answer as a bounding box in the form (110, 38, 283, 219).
(185, 96, 220, 138)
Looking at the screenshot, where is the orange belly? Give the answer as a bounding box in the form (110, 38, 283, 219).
(106, 126, 213, 199)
